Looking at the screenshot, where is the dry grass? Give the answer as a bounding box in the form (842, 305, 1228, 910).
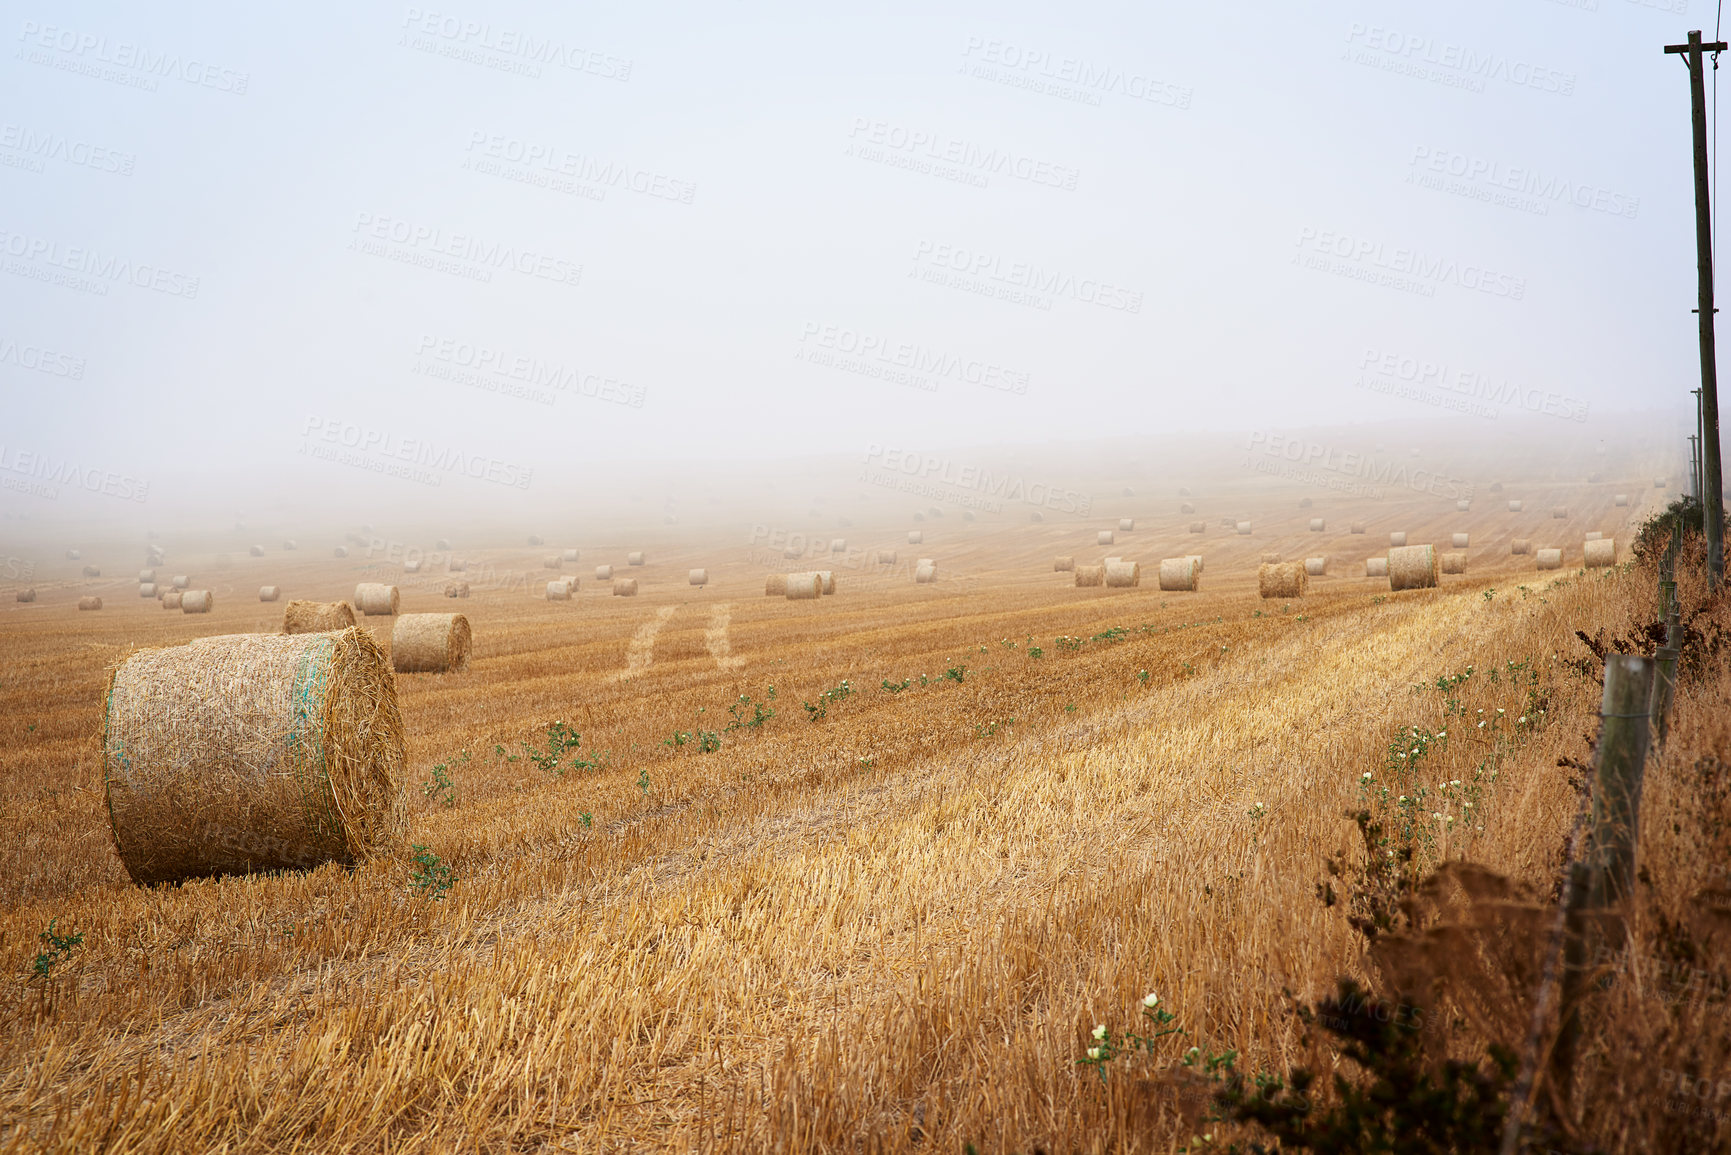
(0, 478, 1709, 1152)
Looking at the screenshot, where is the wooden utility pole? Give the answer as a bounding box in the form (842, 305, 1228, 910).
(1667, 31, 1728, 588)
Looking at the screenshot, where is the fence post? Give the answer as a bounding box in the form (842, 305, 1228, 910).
(1650, 610, 1683, 747)
(1586, 655, 1656, 915)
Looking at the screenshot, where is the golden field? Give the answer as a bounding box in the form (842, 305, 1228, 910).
(2, 468, 1725, 1153)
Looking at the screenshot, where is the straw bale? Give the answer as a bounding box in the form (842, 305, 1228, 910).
(259, 587, 281, 602)
(140, 583, 158, 598)
(173, 576, 189, 590)
(1260, 552, 1282, 564)
(284, 600, 356, 633)
(444, 582, 469, 598)
(596, 565, 613, 581)
(1304, 557, 1327, 577)
(831, 539, 847, 553)
(527, 535, 544, 546)
(1614, 494, 1628, 507)
(877, 551, 898, 565)
(1237, 521, 1252, 535)
(1584, 539, 1616, 568)
(784, 545, 803, 560)
(334, 547, 348, 558)
(1441, 552, 1466, 575)
(1551, 507, 1568, 519)
(182, 590, 214, 614)
(1349, 522, 1365, 534)
(249, 545, 265, 557)
(914, 562, 937, 584)
(818, 571, 835, 594)
(546, 581, 572, 601)
(1455, 500, 1470, 512)
(1181, 503, 1196, 514)
(282, 540, 296, 551)
(544, 556, 562, 569)
(1536, 548, 1563, 570)
(908, 531, 923, 544)
(1104, 561, 1140, 587)
(1452, 533, 1469, 548)
(1118, 518, 1134, 532)
(140, 569, 156, 583)
(563, 548, 579, 562)
(1187, 554, 1204, 574)
(1188, 521, 1206, 533)
(786, 572, 822, 599)
(613, 578, 639, 596)
(765, 574, 788, 596)
(436, 539, 451, 550)
(689, 569, 708, 586)
(1074, 565, 1103, 587)
(392, 613, 471, 673)
(1508, 501, 1523, 512)
(404, 560, 422, 574)
(1097, 530, 1115, 546)
(1511, 540, 1532, 555)
(1388, 545, 1438, 590)
(66, 549, 80, 560)
(353, 583, 399, 616)
(628, 551, 645, 566)
(1309, 518, 1325, 532)
(1585, 531, 1603, 541)
(83, 565, 101, 578)
(162, 591, 183, 609)
(448, 558, 467, 572)
(1389, 532, 1407, 547)
(1054, 556, 1075, 571)
(1366, 558, 1388, 578)
(78, 596, 102, 611)
(16, 589, 36, 603)
(1158, 557, 1198, 591)
(1258, 562, 1306, 599)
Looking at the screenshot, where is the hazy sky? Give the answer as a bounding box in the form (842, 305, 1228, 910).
(0, 0, 1714, 521)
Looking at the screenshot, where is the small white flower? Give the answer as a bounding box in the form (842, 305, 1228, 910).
(1087, 1046, 1102, 1060)
(1463, 801, 1473, 809)
(1143, 992, 1160, 1008)
(1362, 772, 1373, 780)
(1519, 716, 1527, 723)
(1496, 708, 1505, 714)
(1451, 779, 1461, 786)
(1446, 815, 1455, 824)
(1478, 721, 1486, 728)
(1092, 1024, 1107, 1040)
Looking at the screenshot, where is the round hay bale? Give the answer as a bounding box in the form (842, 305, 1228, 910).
(1584, 539, 1616, 568)
(1350, 522, 1366, 534)
(914, 562, 937, 584)
(1181, 503, 1196, 514)
(172, 575, 189, 590)
(444, 582, 469, 598)
(260, 586, 281, 603)
(786, 572, 822, 599)
(78, 596, 103, 611)
(1441, 552, 1467, 575)
(783, 545, 803, 560)
(1188, 521, 1206, 533)
(689, 569, 708, 586)
(282, 539, 297, 551)
(392, 613, 471, 673)
(562, 548, 580, 563)
(1258, 562, 1306, 599)
(182, 590, 214, 614)
(1304, 557, 1327, 577)
(596, 565, 613, 581)
(162, 591, 183, 609)
(1508, 501, 1523, 512)
(1389, 532, 1407, 547)
(1512, 539, 1532, 555)
(140, 583, 158, 598)
(830, 538, 847, 553)
(818, 571, 835, 594)
(1366, 557, 1389, 578)
(613, 578, 639, 596)
(249, 545, 265, 558)
(1054, 556, 1075, 571)
(628, 551, 645, 566)
(284, 600, 356, 634)
(448, 558, 467, 572)
(1388, 545, 1438, 591)
(139, 569, 156, 583)
(1186, 554, 1204, 574)
(1536, 548, 1563, 570)
(546, 581, 572, 601)
(1585, 531, 1604, 541)
(353, 583, 399, 616)
(1158, 557, 1198, 591)
(1309, 518, 1325, 532)
(334, 547, 349, 559)
(877, 550, 897, 565)
(1614, 494, 1628, 507)
(1455, 500, 1471, 513)
(908, 531, 923, 544)
(1260, 552, 1282, 564)
(544, 555, 562, 570)
(404, 560, 422, 574)
(102, 629, 406, 885)
(765, 573, 788, 596)
(1104, 561, 1140, 587)
(1551, 507, 1568, 519)
(1118, 518, 1134, 532)
(16, 589, 36, 603)
(1452, 533, 1469, 548)
(66, 549, 81, 560)
(560, 575, 579, 590)
(527, 535, 544, 547)
(1236, 521, 1252, 535)
(1104, 556, 1123, 565)
(82, 565, 101, 578)
(1074, 565, 1103, 587)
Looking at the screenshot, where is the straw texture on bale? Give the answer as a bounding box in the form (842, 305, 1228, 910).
(353, 583, 399, 616)
(689, 569, 708, 586)
(613, 579, 638, 596)
(162, 591, 183, 609)
(1097, 531, 1114, 545)
(444, 582, 469, 598)
(78, 597, 102, 611)
(1615, 494, 1628, 507)
(765, 574, 788, 596)
(562, 548, 579, 563)
(908, 531, 923, 544)
(16, 589, 36, 603)
(1054, 556, 1075, 572)
(82, 566, 100, 578)
(249, 545, 265, 557)
(1187, 554, 1204, 574)
(1552, 507, 1568, 519)
(1390, 532, 1407, 547)
(1536, 548, 1563, 570)
(173, 576, 189, 589)
(1258, 562, 1306, 599)
(1188, 521, 1206, 533)
(785, 573, 821, 599)
(1452, 533, 1469, 548)
(182, 590, 214, 614)
(1074, 565, 1103, 587)
(284, 600, 356, 634)
(1157, 557, 1198, 591)
(1103, 561, 1140, 588)
(628, 552, 645, 566)
(259, 586, 280, 603)
(1584, 539, 1616, 568)
(914, 562, 937, 584)
(1366, 557, 1389, 578)
(1441, 552, 1466, 575)
(102, 629, 407, 885)
(596, 565, 613, 581)
(1304, 557, 1327, 577)
(1309, 518, 1325, 532)
(546, 581, 572, 601)
(392, 613, 471, 674)
(818, 571, 835, 594)
(1260, 552, 1282, 564)
(1236, 521, 1252, 535)
(140, 569, 156, 583)
(1388, 545, 1438, 591)
(140, 583, 158, 598)
(1118, 518, 1134, 532)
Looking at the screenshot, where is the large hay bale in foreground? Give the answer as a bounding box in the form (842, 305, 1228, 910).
(162, 591, 183, 609)
(444, 582, 469, 598)
(16, 589, 36, 603)
(1187, 554, 1204, 574)
(1441, 552, 1467, 575)
(628, 551, 645, 566)
(1258, 562, 1306, 599)
(1054, 556, 1075, 572)
(1158, 557, 1198, 591)
(1104, 561, 1140, 587)
(284, 600, 356, 634)
(1536, 548, 1563, 570)
(182, 590, 214, 614)
(1366, 557, 1389, 578)
(765, 574, 788, 596)
(1584, 539, 1616, 568)
(140, 583, 158, 598)
(546, 581, 572, 601)
(689, 569, 708, 586)
(78, 596, 103, 611)
(103, 629, 407, 885)
(596, 565, 613, 581)
(1512, 539, 1532, 555)
(786, 572, 821, 599)
(1389, 532, 1407, 547)
(613, 578, 639, 596)
(1452, 533, 1469, 548)
(1304, 557, 1327, 577)
(392, 614, 471, 673)
(1508, 501, 1523, 512)
(1388, 545, 1438, 591)
(914, 562, 937, 584)
(354, 583, 399, 616)
(1614, 494, 1628, 507)
(1309, 518, 1325, 532)
(1188, 521, 1206, 533)
(1075, 565, 1103, 587)
(259, 586, 281, 603)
